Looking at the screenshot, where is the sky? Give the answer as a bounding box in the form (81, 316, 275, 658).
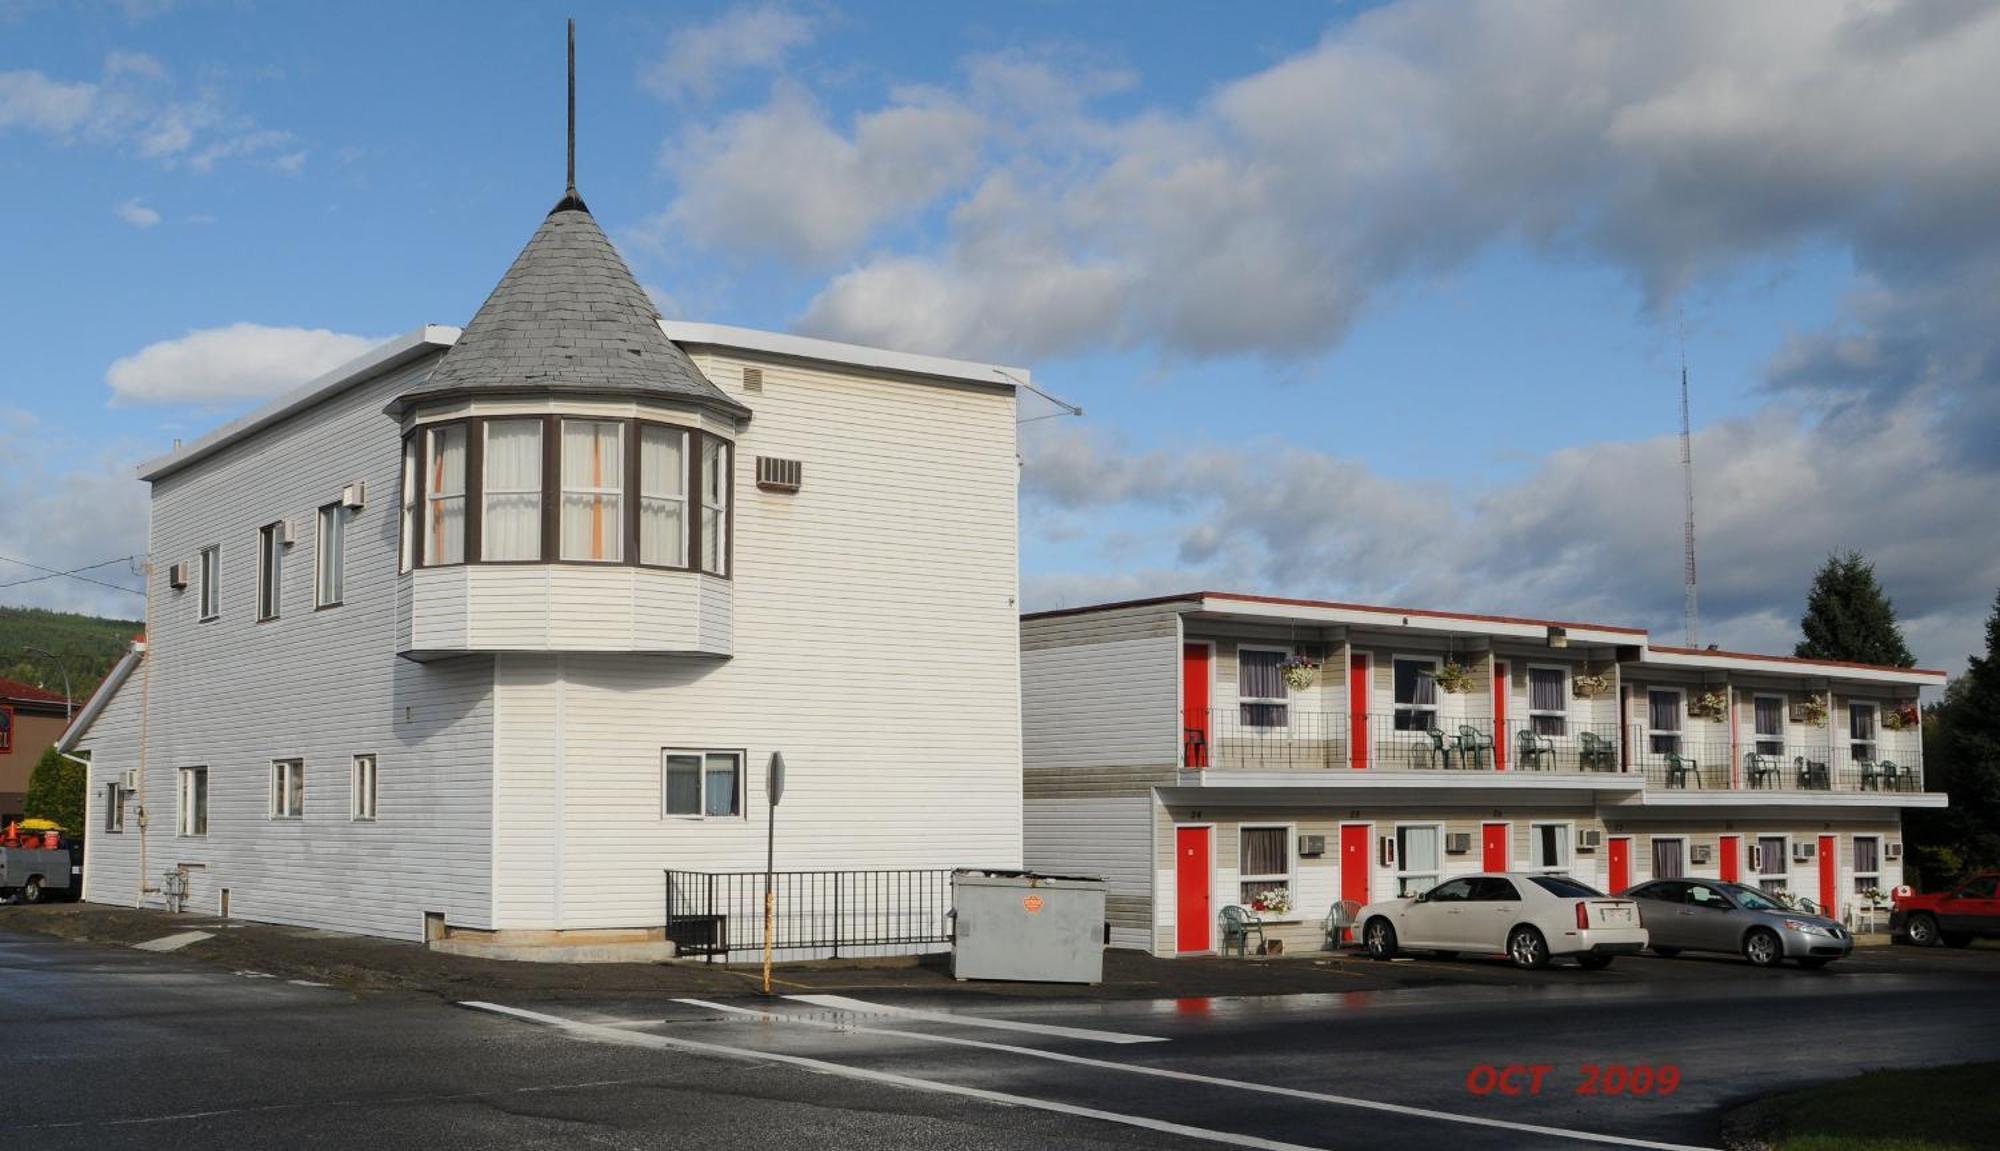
(2, 0, 1997, 676)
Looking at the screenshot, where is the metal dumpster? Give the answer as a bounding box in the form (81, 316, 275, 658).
(951, 869, 1106, 984)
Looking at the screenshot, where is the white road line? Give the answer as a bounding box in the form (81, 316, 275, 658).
(131, 931, 213, 953)
(784, 993, 1167, 1044)
(664, 998, 1717, 1151)
(461, 1001, 1328, 1151)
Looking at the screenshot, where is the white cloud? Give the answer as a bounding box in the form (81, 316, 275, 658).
(0, 416, 148, 619)
(0, 51, 294, 168)
(114, 197, 160, 228)
(105, 324, 382, 406)
(641, 5, 817, 103)
(0, 69, 96, 134)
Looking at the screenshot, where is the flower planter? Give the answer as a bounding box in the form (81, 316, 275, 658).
(1435, 662, 1475, 695)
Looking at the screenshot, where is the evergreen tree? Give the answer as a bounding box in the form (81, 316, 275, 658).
(1794, 552, 1916, 666)
(1908, 588, 2000, 882)
(22, 745, 86, 833)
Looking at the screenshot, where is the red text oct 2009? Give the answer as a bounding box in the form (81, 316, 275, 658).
(1464, 1064, 1681, 1097)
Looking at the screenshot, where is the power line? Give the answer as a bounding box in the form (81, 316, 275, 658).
(0, 553, 146, 596)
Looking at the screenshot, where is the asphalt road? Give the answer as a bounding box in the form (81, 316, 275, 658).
(4, 930, 1998, 1150)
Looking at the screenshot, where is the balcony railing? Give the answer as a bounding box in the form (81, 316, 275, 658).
(1368, 714, 1502, 771)
(1501, 720, 1623, 773)
(1626, 728, 1926, 793)
(1185, 708, 1347, 770)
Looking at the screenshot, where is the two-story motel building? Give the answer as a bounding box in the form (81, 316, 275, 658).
(1022, 592, 1946, 955)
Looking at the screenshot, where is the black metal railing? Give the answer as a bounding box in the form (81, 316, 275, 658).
(664, 868, 953, 963)
(1501, 720, 1624, 773)
(1369, 713, 1500, 770)
(1626, 737, 1733, 789)
(1630, 729, 1927, 793)
(1184, 708, 1347, 770)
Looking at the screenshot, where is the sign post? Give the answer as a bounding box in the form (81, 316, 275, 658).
(762, 751, 785, 996)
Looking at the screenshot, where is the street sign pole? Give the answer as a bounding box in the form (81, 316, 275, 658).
(762, 751, 785, 996)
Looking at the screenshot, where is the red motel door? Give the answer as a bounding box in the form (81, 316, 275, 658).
(1182, 644, 1211, 768)
(1818, 835, 1839, 919)
(1176, 827, 1212, 952)
(1340, 825, 1371, 941)
(1350, 654, 1370, 769)
(1492, 662, 1509, 771)
(1608, 837, 1631, 893)
(1719, 835, 1742, 883)
(1482, 823, 1509, 871)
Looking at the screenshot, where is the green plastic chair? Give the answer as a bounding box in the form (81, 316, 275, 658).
(1744, 752, 1781, 789)
(1457, 725, 1494, 769)
(1664, 752, 1699, 788)
(1219, 905, 1265, 956)
(1578, 731, 1616, 772)
(1420, 728, 1455, 769)
(1516, 727, 1554, 771)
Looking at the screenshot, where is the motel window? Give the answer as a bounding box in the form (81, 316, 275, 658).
(482, 419, 544, 561)
(198, 544, 220, 620)
(270, 759, 304, 819)
(664, 750, 742, 819)
(351, 755, 378, 821)
(257, 523, 284, 621)
(1754, 695, 1785, 757)
(400, 436, 418, 573)
(104, 783, 124, 833)
(1238, 826, 1292, 909)
(639, 425, 688, 567)
(1237, 648, 1289, 729)
(1853, 835, 1881, 895)
(1651, 837, 1686, 880)
(177, 767, 207, 836)
(1396, 824, 1442, 896)
(1647, 689, 1682, 755)
(1392, 658, 1438, 732)
(700, 436, 730, 576)
(1757, 835, 1788, 894)
(1530, 823, 1571, 872)
(1849, 702, 1878, 764)
(316, 504, 347, 608)
(561, 420, 625, 562)
(425, 424, 468, 565)
(1528, 667, 1567, 736)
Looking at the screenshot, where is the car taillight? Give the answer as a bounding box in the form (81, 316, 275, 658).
(1576, 901, 1590, 929)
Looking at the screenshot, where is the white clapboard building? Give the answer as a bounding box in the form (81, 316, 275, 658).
(63, 172, 1025, 952)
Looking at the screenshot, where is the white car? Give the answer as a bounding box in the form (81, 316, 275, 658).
(1357, 872, 1648, 969)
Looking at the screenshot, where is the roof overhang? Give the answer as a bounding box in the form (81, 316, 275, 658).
(1162, 770, 1645, 807)
(1610, 790, 1948, 814)
(56, 639, 145, 754)
(661, 320, 1027, 394)
(138, 325, 462, 482)
(1185, 592, 1645, 647)
(1637, 646, 1946, 687)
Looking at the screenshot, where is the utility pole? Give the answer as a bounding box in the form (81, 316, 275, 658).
(762, 751, 785, 996)
(23, 646, 72, 721)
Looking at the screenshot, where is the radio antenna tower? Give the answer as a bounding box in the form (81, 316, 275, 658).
(1678, 314, 1700, 648)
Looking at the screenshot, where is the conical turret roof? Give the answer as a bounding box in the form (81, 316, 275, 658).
(394, 198, 748, 420)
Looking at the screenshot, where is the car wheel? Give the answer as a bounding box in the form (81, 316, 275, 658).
(1507, 925, 1550, 970)
(1943, 933, 1974, 949)
(20, 878, 42, 905)
(1576, 953, 1615, 970)
(1905, 913, 1941, 947)
(1742, 927, 1784, 968)
(1651, 946, 1682, 958)
(1364, 919, 1398, 961)
(1797, 957, 1834, 969)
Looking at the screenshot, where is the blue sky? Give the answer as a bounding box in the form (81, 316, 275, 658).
(2, 1, 1996, 674)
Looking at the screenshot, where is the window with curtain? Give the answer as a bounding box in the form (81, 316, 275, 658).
(1754, 696, 1785, 756)
(198, 544, 220, 620)
(316, 504, 346, 607)
(1651, 838, 1685, 879)
(1757, 835, 1787, 893)
(400, 437, 417, 573)
(482, 419, 543, 561)
(663, 750, 742, 818)
(561, 420, 624, 562)
(1852, 836, 1880, 894)
(1528, 667, 1567, 735)
(425, 425, 466, 565)
(1849, 702, 1877, 764)
(1237, 648, 1289, 728)
(1393, 659, 1438, 731)
(269, 759, 304, 819)
(1396, 825, 1441, 895)
(1238, 826, 1291, 906)
(1647, 689, 1682, 754)
(1531, 823, 1570, 871)
(178, 766, 208, 836)
(700, 436, 729, 575)
(257, 522, 284, 621)
(640, 425, 687, 567)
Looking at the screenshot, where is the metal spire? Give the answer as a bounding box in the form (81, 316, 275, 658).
(1679, 313, 1701, 648)
(566, 17, 576, 196)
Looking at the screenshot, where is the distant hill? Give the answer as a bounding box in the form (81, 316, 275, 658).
(0, 607, 145, 703)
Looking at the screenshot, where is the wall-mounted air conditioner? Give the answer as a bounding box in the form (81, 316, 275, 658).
(168, 562, 188, 590)
(1748, 844, 1764, 871)
(1445, 832, 1472, 855)
(1885, 842, 1904, 861)
(756, 456, 803, 493)
(341, 482, 366, 509)
(1577, 829, 1602, 852)
(121, 769, 139, 791)
(1691, 844, 1713, 866)
(1792, 841, 1817, 862)
(1298, 834, 1327, 858)
(1378, 836, 1396, 867)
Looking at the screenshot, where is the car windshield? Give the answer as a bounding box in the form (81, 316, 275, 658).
(1529, 876, 1604, 898)
(1724, 884, 1783, 912)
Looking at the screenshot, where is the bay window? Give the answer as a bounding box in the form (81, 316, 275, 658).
(561, 420, 624, 562)
(640, 425, 687, 567)
(482, 419, 544, 561)
(701, 436, 729, 576)
(424, 424, 466, 566)
(400, 437, 417, 573)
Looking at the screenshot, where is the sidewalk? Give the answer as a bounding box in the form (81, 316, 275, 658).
(0, 902, 1452, 1004)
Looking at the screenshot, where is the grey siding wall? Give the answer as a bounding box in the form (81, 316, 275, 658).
(78, 351, 497, 941)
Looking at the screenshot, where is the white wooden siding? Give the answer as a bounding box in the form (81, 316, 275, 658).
(1022, 633, 1180, 772)
(408, 566, 730, 655)
(1023, 797, 1151, 949)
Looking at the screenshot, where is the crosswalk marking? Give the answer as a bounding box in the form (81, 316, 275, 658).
(784, 993, 1167, 1044)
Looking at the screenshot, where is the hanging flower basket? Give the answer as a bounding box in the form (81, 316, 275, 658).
(1435, 661, 1475, 695)
(1572, 672, 1612, 699)
(1883, 702, 1920, 731)
(1279, 654, 1319, 691)
(1790, 694, 1829, 726)
(1689, 690, 1729, 721)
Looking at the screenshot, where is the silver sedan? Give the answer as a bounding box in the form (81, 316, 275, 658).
(1620, 878, 1852, 968)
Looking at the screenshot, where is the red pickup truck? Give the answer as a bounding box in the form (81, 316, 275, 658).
(1892, 873, 2000, 947)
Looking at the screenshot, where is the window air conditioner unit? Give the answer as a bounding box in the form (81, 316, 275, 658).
(1690, 844, 1713, 866)
(168, 562, 188, 590)
(1577, 829, 1602, 852)
(272, 520, 295, 547)
(1792, 841, 1817, 862)
(1747, 844, 1764, 871)
(121, 770, 139, 791)
(1885, 842, 1903, 861)
(1298, 834, 1327, 858)
(1379, 836, 1396, 867)
(756, 456, 803, 493)
(341, 482, 366, 509)
(1444, 832, 1472, 855)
